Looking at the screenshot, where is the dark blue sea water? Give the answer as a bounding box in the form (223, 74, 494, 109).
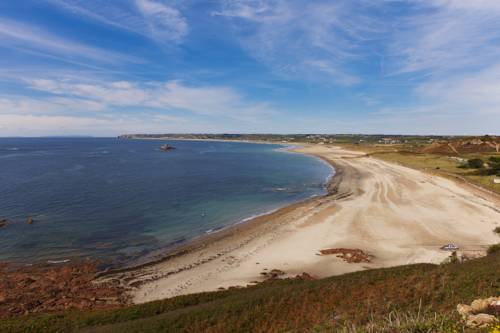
(0, 138, 333, 265)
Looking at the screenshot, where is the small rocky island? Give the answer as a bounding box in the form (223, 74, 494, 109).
(160, 144, 176, 152)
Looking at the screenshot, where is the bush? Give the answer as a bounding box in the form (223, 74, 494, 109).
(489, 156, 500, 163)
(487, 243, 500, 255)
(494, 227, 500, 235)
(489, 156, 500, 175)
(467, 158, 484, 169)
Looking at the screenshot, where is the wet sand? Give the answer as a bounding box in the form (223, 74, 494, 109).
(98, 144, 500, 304)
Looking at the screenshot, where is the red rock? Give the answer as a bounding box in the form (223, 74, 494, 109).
(0, 261, 127, 319)
(319, 248, 373, 263)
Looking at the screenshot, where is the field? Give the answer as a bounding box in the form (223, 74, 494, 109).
(1, 249, 498, 333)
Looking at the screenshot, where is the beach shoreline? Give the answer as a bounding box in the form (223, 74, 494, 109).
(96, 143, 341, 277)
(97, 143, 500, 304)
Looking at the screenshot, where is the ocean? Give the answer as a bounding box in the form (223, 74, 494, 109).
(0, 138, 333, 266)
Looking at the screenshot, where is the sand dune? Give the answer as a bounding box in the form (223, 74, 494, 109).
(101, 145, 500, 304)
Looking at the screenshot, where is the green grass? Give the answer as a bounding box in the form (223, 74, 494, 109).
(1, 251, 498, 333)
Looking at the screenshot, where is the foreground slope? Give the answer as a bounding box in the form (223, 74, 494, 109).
(1, 250, 499, 333)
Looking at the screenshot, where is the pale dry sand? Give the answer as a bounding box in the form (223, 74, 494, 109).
(100, 145, 500, 304)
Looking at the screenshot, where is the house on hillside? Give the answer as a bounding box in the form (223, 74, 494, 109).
(379, 138, 401, 144)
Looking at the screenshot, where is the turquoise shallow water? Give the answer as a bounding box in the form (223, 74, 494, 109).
(0, 138, 333, 266)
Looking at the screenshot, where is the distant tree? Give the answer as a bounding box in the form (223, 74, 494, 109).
(489, 156, 500, 163)
(487, 243, 500, 255)
(467, 158, 484, 169)
(488, 156, 500, 175)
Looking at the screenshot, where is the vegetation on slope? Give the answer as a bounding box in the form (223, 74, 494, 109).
(1, 251, 498, 333)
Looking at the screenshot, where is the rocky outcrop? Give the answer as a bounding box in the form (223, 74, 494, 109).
(0, 218, 9, 228)
(319, 248, 373, 263)
(457, 296, 499, 328)
(260, 269, 285, 280)
(0, 261, 127, 318)
(160, 144, 176, 152)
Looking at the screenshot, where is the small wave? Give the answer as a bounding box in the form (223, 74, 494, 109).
(6, 147, 20, 151)
(47, 259, 71, 264)
(205, 226, 223, 234)
(238, 207, 281, 224)
(274, 187, 287, 191)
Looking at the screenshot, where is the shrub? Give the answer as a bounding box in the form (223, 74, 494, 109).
(494, 227, 500, 235)
(489, 156, 500, 163)
(487, 243, 500, 255)
(467, 158, 484, 169)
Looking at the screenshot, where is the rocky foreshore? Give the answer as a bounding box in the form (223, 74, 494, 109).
(0, 261, 128, 318)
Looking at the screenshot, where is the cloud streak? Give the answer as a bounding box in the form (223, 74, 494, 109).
(24, 78, 272, 119)
(135, 0, 188, 42)
(214, 0, 382, 85)
(45, 0, 188, 43)
(0, 18, 138, 64)
(389, 0, 500, 75)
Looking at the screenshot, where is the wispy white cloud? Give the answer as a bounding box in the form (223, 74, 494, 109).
(44, 0, 144, 34)
(213, 0, 381, 85)
(45, 0, 188, 43)
(304, 60, 361, 86)
(373, 0, 500, 133)
(414, 65, 500, 115)
(24, 78, 272, 119)
(389, 0, 500, 75)
(135, 0, 188, 42)
(0, 113, 195, 136)
(0, 95, 106, 114)
(0, 18, 138, 64)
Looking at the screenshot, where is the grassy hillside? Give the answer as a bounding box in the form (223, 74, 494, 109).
(1, 250, 498, 333)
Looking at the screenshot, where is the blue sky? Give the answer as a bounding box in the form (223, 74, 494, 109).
(0, 0, 499, 136)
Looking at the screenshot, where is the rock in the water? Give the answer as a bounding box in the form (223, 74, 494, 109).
(160, 144, 176, 152)
(0, 218, 9, 228)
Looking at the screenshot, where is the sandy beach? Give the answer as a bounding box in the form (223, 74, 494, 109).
(100, 144, 500, 304)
